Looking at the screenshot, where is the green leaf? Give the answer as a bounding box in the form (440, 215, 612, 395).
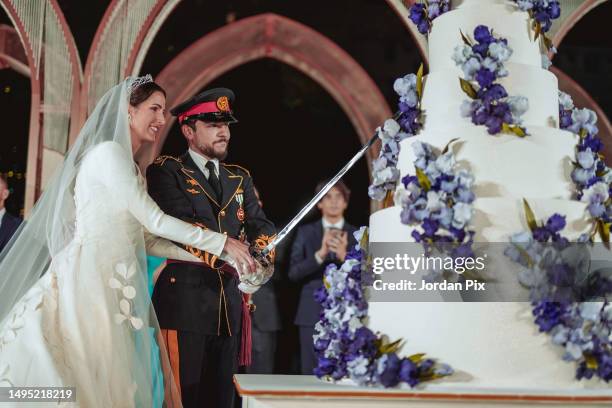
(580, 128, 588, 138)
(510, 125, 527, 138)
(408, 353, 426, 363)
(379, 338, 403, 354)
(534, 21, 541, 41)
(459, 78, 477, 99)
(416, 63, 424, 100)
(543, 35, 553, 50)
(416, 167, 431, 191)
(598, 219, 610, 244)
(359, 227, 369, 251)
(442, 138, 459, 154)
(460, 30, 472, 46)
(523, 199, 538, 232)
(383, 190, 395, 209)
(585, 354, 599, 370)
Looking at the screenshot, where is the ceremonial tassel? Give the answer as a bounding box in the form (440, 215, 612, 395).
(239, 292, 252, 366)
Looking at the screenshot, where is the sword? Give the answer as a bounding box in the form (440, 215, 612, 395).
(257, 111, 401, 260)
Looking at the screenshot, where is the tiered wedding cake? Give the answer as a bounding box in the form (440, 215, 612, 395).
(367, 0, 604, 388)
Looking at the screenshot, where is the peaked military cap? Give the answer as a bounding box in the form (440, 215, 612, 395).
(170, 88, 238, 125)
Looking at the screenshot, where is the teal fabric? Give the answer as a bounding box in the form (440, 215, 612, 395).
(147, 255, 166, 408)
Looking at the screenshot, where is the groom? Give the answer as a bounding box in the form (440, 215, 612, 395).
(147, 88, 275, 408)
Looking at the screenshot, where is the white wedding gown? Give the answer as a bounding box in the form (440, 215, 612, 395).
(0, 141, 225, 407)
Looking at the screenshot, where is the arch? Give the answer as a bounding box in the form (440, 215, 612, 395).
(552, 0, 608, 49)
(0, 0, 81, 215)
(141, 13, 392, 172)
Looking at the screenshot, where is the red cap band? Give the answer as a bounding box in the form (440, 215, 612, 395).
(178, 101, 221, 123)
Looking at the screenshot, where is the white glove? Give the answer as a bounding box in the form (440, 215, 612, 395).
(238, 282, 261, 294)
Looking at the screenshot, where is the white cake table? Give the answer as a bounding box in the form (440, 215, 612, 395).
(234, 375, 612, 407)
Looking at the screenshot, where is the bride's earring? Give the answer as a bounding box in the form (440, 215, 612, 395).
(128, 114, 132, 125)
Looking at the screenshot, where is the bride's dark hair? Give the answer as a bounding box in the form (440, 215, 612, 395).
(129, 81, 166, 106)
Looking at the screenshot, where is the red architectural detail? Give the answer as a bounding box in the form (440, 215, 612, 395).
(141, 13, 392, 171)
(0, 24, 28, 76)
(124, 0, 169, 75)
(0, 0, 42, 214)
(552, 66, 612, 164)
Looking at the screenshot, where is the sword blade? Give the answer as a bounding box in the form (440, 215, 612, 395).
(261, 116, 395, 256)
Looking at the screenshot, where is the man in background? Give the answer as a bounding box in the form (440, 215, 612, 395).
(0, 175, 21, 253)
(246, 187, 282, 374)
(288, 180, 356, 375)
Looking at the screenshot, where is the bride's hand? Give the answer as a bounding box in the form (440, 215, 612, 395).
(222, 237, 256, 274)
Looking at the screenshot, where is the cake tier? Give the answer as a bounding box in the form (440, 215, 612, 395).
(366, 203, 607, 388)
(421, 65, 560, 132)
(367, 302, 607, 389)
(430, 0, 542, 73)
(397, 126, 578, 201)
(370, 199, 590, 243)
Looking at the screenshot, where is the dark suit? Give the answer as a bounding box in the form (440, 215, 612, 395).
(0, 211, 21, 253)
(147, 152, 275, 408)
(288, 219, 356, 374)
(245, 238, 286, 374)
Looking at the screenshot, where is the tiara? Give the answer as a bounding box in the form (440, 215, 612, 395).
(128, 74, 153, 94)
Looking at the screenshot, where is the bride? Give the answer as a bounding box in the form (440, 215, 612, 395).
(0, 76, 255, 407)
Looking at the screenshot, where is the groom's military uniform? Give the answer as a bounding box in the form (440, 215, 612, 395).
(147, 88, 275, 408)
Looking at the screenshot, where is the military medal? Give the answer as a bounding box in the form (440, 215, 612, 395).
(237, 207, 245, 222)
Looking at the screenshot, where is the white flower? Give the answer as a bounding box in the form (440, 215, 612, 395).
(462, 57, 481, 80)
(411, 141, 430, 159)
(452, 44, 473, 66)
(435, 151, 455, 174)
(582, 181, 609, 204)
(393, 74, 417, 96)
(456, 169, 474, 189)
(460, 100, 475, 117)
(0, 363, 12, 387)
(452, 202, 473, 228)
(558, 91, 574, 111)
(114, 299, 143, 330)
(0, 303, 26, 345)
(507, 95, 529, 118)
(579, 302, 603, 322)
(482, 57, 499, 73)
(488, 41, 513, 62)
(109, 262, 138, 300)
(382, 119, 401, 138)
(426, 191, 445, 212)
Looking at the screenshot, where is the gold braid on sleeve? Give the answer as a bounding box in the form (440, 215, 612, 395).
(184, 222, 220, 268)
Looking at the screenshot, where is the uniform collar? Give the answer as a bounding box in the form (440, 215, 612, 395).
(0, 208, 5, 223)
(322, 217, 344, 230)
(188, 148, 219, 177)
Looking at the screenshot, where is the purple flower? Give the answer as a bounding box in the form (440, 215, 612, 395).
(533, 227, 551, 242)
(398, 359, 419, 387)
(475, 68, 496, 89)
(533, 301, 566, 332)
(481, 84, 508, 103)
(474, 25, 494, 45)
(546, 214, 566, 233)
(408, 4, 426, 26)
(484, 115, 503, 134)
(314, 357, 336, 377)
(376, 353, 401, 388)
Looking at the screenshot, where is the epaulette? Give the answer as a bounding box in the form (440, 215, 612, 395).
(222, 163, 251, 177)
(153, 155, 182, 166)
